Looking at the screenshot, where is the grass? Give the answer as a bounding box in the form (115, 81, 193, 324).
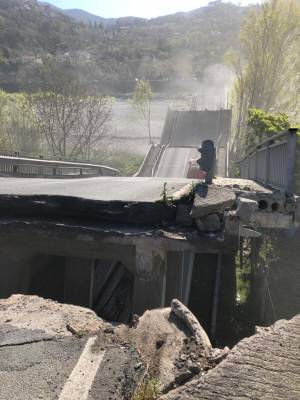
(132, 378, 161, 400)
(235, 247, 252, 305)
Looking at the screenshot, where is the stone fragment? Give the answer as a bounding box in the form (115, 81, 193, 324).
(175, 371, 193, 385)
(171, 299, 212, 355)
(191, 184, 236, 219)
(159, 315, 300, 400)
(202, 214, 221, 232)
(210, 346, 230, 364)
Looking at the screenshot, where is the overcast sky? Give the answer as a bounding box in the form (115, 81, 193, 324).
(44, 0, 258, 18)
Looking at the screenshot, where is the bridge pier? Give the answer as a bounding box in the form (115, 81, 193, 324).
(132, 243, 167, 315)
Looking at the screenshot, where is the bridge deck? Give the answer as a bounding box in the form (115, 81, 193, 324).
(0, 176, 271, 203)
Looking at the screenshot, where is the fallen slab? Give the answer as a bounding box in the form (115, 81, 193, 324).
(159, 314, 300, 400)
(116, 299, 218, 394)
(191, 184, 236, 219)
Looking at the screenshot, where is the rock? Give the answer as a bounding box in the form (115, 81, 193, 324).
(132, 303, 212, 393)
(171, 299, 212, 355)
(210, 346, 230, 364)
(191, 184, 236, 219)
(202, 214, 221, 232)
(188, 364, 201, 374)
(175, 371, 193, 385)
(159, 315, 300, 400)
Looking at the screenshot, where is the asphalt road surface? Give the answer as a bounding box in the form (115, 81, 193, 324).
(155, 147, 199, 178)
(0, 176, 192, 202)
(0, 325, 142, 400)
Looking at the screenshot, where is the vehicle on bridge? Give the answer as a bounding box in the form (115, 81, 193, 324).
(186, 158, 206, 179)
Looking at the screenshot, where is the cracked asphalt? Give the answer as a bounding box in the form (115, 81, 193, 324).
(0, 324, 143, 400)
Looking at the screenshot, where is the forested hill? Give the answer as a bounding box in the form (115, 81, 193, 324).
(0, 0, 253, 93)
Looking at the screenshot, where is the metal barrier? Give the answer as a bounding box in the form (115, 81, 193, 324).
(237, 128, 298, 195)
(0, 155, 121, 178)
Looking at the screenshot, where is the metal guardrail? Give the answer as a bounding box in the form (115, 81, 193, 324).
(236, 128, 298, 195)
(0, 155, 121, 178)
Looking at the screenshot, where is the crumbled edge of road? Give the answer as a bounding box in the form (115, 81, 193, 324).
(1, 294, 298, 400)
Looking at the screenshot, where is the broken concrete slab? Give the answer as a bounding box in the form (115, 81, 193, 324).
(0, 324, 54, 347)
(122, 301, 213, 393)
(0, 295, 107, 337)
(159, 314, 300, 400)
(191, 184, 236, 219)
(213, 177, 273, 193)
(171, 300, 212, 354)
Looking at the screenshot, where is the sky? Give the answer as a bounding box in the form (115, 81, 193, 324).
(43, 0, 258, 19)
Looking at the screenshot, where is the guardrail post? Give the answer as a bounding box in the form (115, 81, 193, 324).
(265, 142, 270, 186)
(254, 151, 258, 180)
(286, 128, 297, 196)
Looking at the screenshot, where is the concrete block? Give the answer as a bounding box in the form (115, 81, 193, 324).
(191, 184, 236, 219)
(237, 197, 258, 223)
(202, 214, 221, 232)
(253, 212, 297, 229)
(195, 214, 221, 233)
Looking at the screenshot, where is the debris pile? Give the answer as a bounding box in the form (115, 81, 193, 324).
(0, 294, 299, 399)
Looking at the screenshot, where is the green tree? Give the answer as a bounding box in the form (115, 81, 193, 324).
(245, 109, 290, 147)
(228, 0, 300, 156)
(132, 79, 153, 145)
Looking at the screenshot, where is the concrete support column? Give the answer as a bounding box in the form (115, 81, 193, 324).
(132, 242, 167, 315)
(64, 257, 94, 308)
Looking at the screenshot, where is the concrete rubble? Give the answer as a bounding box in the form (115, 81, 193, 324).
(0, 294, 299, 399)
(159, 314, 300, 399)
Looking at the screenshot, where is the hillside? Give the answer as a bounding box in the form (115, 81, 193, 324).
(61, 8, 146, 27)
(0, 0, 253, 94)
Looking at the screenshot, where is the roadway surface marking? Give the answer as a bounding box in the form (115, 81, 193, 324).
(58, 336, 105, 400)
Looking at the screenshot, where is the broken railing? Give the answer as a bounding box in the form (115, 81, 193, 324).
(0, 155, 121, 177)
(236, 128, 298, 196)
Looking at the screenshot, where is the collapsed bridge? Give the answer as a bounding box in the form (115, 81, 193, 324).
(0, 109, 298, 345)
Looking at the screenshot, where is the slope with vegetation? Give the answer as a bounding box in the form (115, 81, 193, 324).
(0, 0, 252, 93)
